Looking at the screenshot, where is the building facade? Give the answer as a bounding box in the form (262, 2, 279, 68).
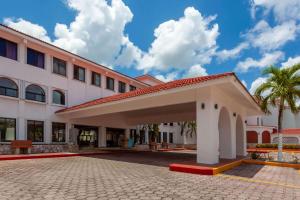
(246, 105, 300, 146)
(0, 25, 197, 154)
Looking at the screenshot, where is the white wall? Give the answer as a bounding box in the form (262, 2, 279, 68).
(0, 36, 143, 144)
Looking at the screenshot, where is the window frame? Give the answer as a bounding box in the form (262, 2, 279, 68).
(91, 72, 101, 87)
(106, 76, 115, 91)
(27, 120, 44, 143)
(52, 57, 67, 77)
(52, 122, 66, 143)
(0, 37, 18, 61)
(0, 117, 16, 142)
(129, 85, 136, 91)
(0, 77, 18, 98)
(25, 84, 46, 103)
(27, 47, 45, 69)
(52, 90, 65, 105)
(169, 132, 173, 143)
(118, 81, 126, 93)
(73, 65, 86, 82)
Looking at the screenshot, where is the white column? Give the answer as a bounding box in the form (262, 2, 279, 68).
(145, 129, 149, 144)
(125, 128, 130, 139)
(196, 91, 219, 164)
(45, 120, 52, 144)
(230, 112, 236, 159)
(98, 126, 107, 147)
(18, 117, 26, 140)
(258, 130, 262, 144)
(242, 116, 247, 156)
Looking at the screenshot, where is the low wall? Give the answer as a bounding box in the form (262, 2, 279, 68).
(0, 144, 79, 155)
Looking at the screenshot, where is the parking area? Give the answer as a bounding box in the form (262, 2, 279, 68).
(0, 151, 299, 200)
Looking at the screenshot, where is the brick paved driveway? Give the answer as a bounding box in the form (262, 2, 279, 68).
(0, 152, 299, 200)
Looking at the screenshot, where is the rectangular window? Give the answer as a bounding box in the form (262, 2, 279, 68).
(129, 85, 136, 91)
(170, 122, 173, 126)
(73, 65, 85, 82)
(157, 132, 161, 143)
(106, 77, 115, 91)
(53, 57, 66, 76)
(91, 72, 101, 87)
(118, 81, 126, 93)
(163, 123, 168, 125)
(27, 48, 44, 68)
(0, 117, 16, 142)
(27, 120, 44, 142)
(52, 122, 66, 143)
(169, 132, 173, 143)
(163, 132, 168, 143)
(0, 37, 18, 61)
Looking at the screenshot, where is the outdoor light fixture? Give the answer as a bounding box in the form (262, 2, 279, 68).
(214, 104, 218, 109)
(233, 112, 236, 117)
(201, 103, 205, 109)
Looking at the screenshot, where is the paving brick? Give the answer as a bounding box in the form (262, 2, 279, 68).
(0, 153, 299, 200)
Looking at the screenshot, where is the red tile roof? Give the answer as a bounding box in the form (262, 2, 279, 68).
(273, 129, 300, 135)
(56, 72, 243, 114)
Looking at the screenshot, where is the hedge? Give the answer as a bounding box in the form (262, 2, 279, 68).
(256, 143, 300, 149)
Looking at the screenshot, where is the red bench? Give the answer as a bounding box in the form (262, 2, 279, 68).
(11, 140, 32, 154)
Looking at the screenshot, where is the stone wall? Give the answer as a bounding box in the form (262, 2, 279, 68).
(0, 144, 79, 155)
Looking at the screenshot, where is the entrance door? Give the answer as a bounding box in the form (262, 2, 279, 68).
(74, 125, 98, 148)
(106, 128, 125, 147)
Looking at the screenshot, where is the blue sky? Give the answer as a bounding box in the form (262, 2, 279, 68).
(1, 0, 300, 93)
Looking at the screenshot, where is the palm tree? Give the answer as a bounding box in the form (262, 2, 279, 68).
(254, 64, 300, 161)
(141, 124, 160, 142)
(179, 121, 197, 138)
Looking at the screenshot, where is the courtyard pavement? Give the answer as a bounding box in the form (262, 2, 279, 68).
(0, 152, 299, 200)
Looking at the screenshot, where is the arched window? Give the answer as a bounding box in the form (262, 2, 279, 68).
(52, 90, 65, 105)
(25, 84, 45, 102)
(0, 77, 18, 98)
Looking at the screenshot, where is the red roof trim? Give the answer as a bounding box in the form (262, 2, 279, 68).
(273, 128, 300, 135)
(56, 72, 243, 114)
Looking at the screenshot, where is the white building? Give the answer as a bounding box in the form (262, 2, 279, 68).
(0, 24, 262, 164)
(246, 104, 300, 146)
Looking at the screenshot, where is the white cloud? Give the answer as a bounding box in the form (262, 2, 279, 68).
(281, 56, 300, 68)
(137, 7, 219, 72)
(183, 64, 208, 78)
(216, 42, 249, 61)
(249, 77, 268, 94)
(252, 0, 300, 22)
(236, 51, 284, 73)
(245, 20, 298, 51)
(4, 0, 141, 68)
(3, 18, 51, 42)
(155, 72, 178, 82)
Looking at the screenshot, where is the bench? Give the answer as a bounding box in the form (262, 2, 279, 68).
(11, 140, 32, 154)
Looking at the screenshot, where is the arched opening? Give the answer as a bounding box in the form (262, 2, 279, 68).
(53, 90, 65, 105)
(25, 84, 45, 102)
(246, 131, 258, 143)
(236, 115, 244, 156)
(0, 77, 18, 98)
(262, 131, 271, 143)
(218, 107, 232, 159)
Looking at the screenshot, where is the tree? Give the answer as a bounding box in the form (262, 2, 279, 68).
(179, 121, 197, 138)
(141, 124, 160, 142)
(254, 64, 300, 161)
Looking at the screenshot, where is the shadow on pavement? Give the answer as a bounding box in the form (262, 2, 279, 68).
(82, 150, 197, 167)
(222, 163, 265, 178)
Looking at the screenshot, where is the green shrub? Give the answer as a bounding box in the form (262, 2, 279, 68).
(251, 152, 259, 159)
